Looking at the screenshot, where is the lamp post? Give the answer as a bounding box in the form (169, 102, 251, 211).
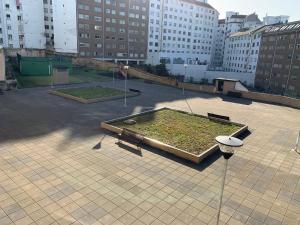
(293, 130, 300, 153)
(112, 67, 116, 87)
(183, 64, 188, 95)
(215, 136, 243, 225)
(124, 65, 129, 107)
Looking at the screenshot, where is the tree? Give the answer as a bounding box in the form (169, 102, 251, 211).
(155, 64, 169, 76)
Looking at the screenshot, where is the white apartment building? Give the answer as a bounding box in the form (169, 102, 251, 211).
(0, 0, 77, 53)
(52, 0, 77, 54)
(211, 12, 263, 68)
(147, 0, 219, 66)
(263, 15, 289, 25)
(223, 26, 266, 74)
(43, 0, 54, 48)
(0, 0, 45, 49)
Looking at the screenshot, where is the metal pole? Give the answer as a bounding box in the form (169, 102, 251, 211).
(113, 68, 115, 87)
(124, 70, 127, 107)
(183, 67, 186, 95)
(293, 130, 300, 152)
(216, 158, 228, 225)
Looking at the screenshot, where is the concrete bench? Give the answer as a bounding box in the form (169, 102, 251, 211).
(208, 113, 230, 121)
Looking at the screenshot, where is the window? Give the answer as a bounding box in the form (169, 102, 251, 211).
(78, 14, 89, 20)
(95, 25, 102, 30)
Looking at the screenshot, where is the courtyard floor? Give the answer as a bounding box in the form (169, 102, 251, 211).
(0, 78, 300, 225)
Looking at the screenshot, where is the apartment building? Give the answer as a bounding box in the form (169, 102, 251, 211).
(255, 21, 300, 97)
(223, 26, 266, 74)
(263, 15, 289, 25)
(211, 12, 262, 68)
(77, 0, 149, 64)
(52, 0, 78, 53)
(147, 0, 219, 66)
(0, 0, 77, 53)
(0, 0, 46, 49)
(211, 19, 225, 67)
(43, 0, 54, 48)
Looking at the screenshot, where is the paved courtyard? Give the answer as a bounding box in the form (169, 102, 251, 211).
(0, 79, 300, 225)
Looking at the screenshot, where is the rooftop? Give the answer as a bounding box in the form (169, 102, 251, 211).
(0, 79, 300, 225)
(264, 20, 300, 34)
(182, 0, 217, 11)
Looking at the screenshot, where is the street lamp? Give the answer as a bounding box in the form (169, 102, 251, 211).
(112, 67, 116, 87)
(183, 64, 188, 95)
(215, 136, 243, 225)
(124, 65, 129, 107)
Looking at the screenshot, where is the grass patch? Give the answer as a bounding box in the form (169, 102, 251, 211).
(112, 109, 242, 155)
(56, 86, 124, 100)
(16, 67, 112, 88)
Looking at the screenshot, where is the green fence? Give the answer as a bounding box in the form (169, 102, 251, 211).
(20, 56, 72, 76)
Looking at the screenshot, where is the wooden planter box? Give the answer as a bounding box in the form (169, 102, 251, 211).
(101, 107, 248, 163)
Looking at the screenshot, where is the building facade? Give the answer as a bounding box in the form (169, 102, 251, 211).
(255, 22, 300, 97)
(0, 0, 46, 49)
(263, 15, 289, 25)
(0, 0, 77, 53)
(52, 0, 78, 53)
(76, 0, 149, 63)
(147, 0, 219, 66)
(223, 26, 265, 74)
(43, 0, 54, 49)
(211, 12, 263, 68)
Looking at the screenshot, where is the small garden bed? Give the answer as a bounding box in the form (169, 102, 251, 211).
(101, 108, 248, 163)
(50, 86, 139, 104)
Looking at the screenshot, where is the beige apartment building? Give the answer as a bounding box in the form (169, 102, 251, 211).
(77, 0, 149, 64)
(255, 21, 300, 98)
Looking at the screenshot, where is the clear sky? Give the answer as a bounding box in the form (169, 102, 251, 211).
(209, 0, 300, 22)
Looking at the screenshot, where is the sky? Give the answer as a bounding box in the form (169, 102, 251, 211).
(209, 0, 300, 22)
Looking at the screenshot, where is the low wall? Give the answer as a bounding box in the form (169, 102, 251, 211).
(72, 57, 117, 70)
(241, 91, 300, 109)
(4, 48, 46, 57)
(168, 67, 255, 87)
(178, 82, 215, 94)
(128, 67, 178, 86)
(166, 64, 208, 76)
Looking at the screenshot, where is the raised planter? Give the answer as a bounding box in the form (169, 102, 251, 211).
(101, 107, 248, 163)
(49, 88, 140, 104)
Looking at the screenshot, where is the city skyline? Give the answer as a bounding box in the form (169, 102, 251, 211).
(210, 0, 300, 22)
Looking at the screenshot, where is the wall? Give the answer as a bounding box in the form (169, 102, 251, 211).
(0, 48, 5, 81)
(22, 0, 46, 49)
(166, 64, 255, 87)
(53, 0, 78, 53)
(178, 82, 215, 94)
(191, 70, 255, 87)
(241, 91, 300, 109)
(166, 64, 208, 76)
(72, 58, 117, 70)
(0, 0, 20, 48)
(4, 48, 46, 57)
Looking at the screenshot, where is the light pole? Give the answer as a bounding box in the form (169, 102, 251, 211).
(215, 136, 243, 225)
(124, 65, 129, 107)
(183, 64, 188, 95)
(112, 67, 115, 87)
(293, 130, 300, 153)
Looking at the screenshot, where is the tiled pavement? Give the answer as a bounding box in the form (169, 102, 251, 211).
(0, 79, 300, 225)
